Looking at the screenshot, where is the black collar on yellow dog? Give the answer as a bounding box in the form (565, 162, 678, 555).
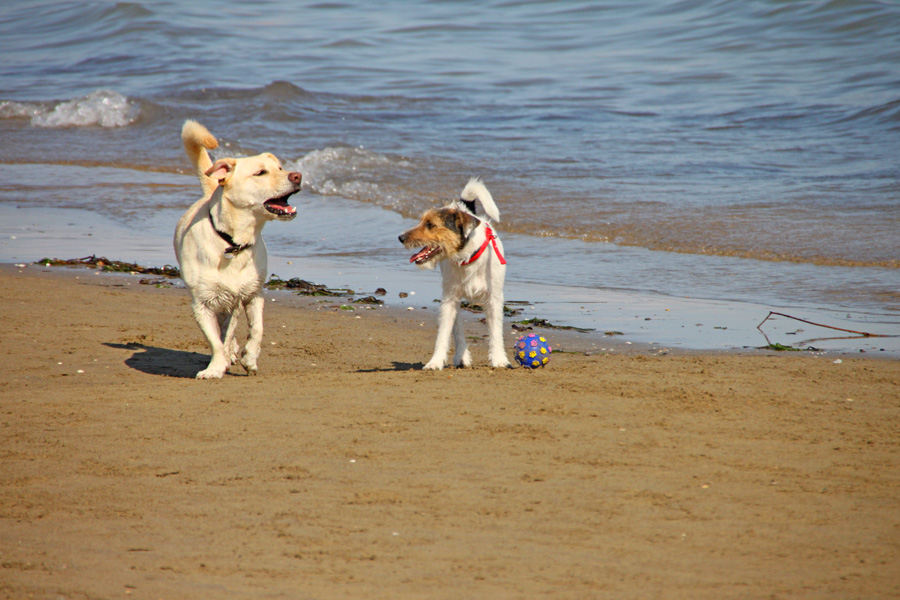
(209, 212, 252, 257)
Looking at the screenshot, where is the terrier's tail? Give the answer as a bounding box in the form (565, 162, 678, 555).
(459, 177, 500, 222)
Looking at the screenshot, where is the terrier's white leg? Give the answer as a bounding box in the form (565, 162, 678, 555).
(452, 309, 472, 368)
(486, 292, 511, 369)
(425, 296, 459, 370)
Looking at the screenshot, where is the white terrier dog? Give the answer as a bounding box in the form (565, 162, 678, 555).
(174, 120, 302, 379)
(399, 178, 511, 370)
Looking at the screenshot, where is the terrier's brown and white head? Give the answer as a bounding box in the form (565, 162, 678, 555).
(398, 207, 478, 269)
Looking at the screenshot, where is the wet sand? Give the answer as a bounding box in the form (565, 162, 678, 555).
(1, 264, 898, 599)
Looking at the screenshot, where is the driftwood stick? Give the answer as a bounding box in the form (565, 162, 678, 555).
(757, 311, 889, 338)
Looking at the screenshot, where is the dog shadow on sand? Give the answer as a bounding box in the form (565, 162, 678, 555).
(108, 343, 425, 376)
(104, 343, 214, 378)
(356, 362, 422, 373)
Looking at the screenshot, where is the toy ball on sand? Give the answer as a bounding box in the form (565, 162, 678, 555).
(514, 333, 552, 369)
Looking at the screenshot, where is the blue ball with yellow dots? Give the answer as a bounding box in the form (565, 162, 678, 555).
(514, 333, 552, 369)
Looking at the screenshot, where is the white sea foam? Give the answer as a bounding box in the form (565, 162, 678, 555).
(0, 100, 42, 120)
(1, 90, 139, 128)
(287, 146, 413, 207)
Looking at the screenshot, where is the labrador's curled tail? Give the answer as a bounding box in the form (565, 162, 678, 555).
(182, 120, 219, 199)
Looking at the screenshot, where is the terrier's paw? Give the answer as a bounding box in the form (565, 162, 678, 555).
(453, 350, 473, 368)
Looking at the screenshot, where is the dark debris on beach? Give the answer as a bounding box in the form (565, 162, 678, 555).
(460, 300, 523, 317)
(511, 317, 595, 333)
(264, 274, 355, 296)
(31, 257, 595, 335)
(36, 255, 181, 279)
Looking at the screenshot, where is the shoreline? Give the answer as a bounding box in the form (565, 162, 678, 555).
(3, 201, 899, 358)
(5, 261, 646, 358)
(1, 261, 899, 599)
(8, 258, 900, 360)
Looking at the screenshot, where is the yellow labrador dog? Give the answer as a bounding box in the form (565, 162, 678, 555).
(175, 120, 301, 379)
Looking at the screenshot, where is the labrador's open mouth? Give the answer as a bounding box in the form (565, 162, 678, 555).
(264, 190, 298, 220)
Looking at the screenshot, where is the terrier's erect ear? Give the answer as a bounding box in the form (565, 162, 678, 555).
(205, 157, 237, 182)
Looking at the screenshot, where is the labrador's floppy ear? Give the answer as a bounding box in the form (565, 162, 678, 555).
(205, 158, 237, 182)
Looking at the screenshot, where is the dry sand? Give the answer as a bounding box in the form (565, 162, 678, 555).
(1, 264, 898, 600)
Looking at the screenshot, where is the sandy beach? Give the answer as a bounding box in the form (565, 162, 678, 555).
(1, 263, 898, 599)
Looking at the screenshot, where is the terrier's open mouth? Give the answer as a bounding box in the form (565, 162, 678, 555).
(264, 190, 299, 219)
(410, 245, 442, 264)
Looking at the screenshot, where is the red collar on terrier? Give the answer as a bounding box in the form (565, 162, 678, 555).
(460, 225, 506, 266)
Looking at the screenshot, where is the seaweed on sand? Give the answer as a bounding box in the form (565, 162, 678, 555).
(36, 255, 180, 278)
(511, 317, 595, 333)
(264, 274, 353, 296)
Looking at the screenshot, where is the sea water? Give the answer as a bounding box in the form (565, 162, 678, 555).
(1, 0, 898, 353)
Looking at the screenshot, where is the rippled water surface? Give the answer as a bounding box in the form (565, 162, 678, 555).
(1, 0, 898, 349)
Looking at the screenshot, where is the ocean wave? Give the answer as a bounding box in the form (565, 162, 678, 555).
(287, 146, 421, 210)
(842, 98, 900, 126)
(178, 81, 315, 103)
(0, 90, 139, 128)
